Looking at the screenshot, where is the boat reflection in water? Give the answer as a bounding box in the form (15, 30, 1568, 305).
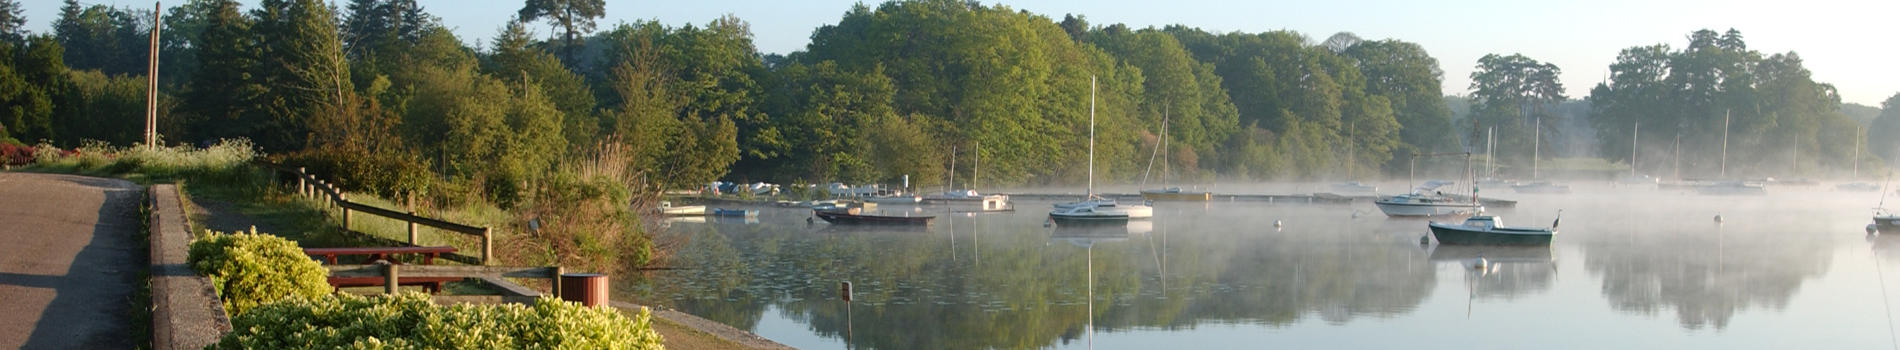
(1428, 245, 1557, 301)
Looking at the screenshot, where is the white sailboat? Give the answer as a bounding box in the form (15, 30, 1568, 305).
(1375, 153, 1482, 218)
(1697, 110, 1766, 196)
(1140, 105, 1212, 201)
(1617, 121, 1659, 186)
(1053, 76, 1151, 222)
(1512, 118, 1571, 194)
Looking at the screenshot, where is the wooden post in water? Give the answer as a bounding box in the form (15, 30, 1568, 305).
(382, 263, 399, 295)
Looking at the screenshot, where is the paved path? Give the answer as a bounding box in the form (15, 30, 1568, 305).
(0, 173, 142, 349)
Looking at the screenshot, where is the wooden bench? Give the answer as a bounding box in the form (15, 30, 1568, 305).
(305, 246, 457, 265)
(305, 246, 461, 293)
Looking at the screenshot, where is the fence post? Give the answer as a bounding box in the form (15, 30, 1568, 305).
(481, 227, 492, 265)
(340, 192, 351, 230)
(383, 263, 399, 295)
(550, 266, 564, 298)
(296, 167, 306, 198)
(407, 211, 418, 246)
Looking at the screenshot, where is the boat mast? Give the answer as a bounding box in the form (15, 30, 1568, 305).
(1533, 118, 1541, 180)
(1855, 127, 1863, 179)
(1674, 132, 1682, 180)
(1721, 109, 1730, 179)
(1485, 127, 1494, 179)
(975, 141, 981, 194)
(1631, 122, 1639, 178)
(1162, 104, 1170, 189)
(1088, 75, 1096, 198)
(949, 146, 957, 192)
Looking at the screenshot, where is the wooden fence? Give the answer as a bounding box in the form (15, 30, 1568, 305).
(256, 163, 494, 265)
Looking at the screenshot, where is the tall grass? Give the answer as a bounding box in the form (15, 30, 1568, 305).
(28, 138, 257, 184)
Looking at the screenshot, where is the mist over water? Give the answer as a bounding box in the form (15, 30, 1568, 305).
(626, 181, 1900, 349)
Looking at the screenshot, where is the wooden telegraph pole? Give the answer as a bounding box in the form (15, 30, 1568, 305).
(145, 2, 162, 148)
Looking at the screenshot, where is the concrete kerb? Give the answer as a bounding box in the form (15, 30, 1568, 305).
(148, 184, 231, 350)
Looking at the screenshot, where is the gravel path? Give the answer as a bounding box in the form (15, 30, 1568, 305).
(0, 173, 144, 349)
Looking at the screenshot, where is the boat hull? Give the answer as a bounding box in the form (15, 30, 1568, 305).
(1049, 214, 1130, 227)
(661, 206, 706, 215)
(1375, 200, 1481, 218)
(1878, 216, 1900, 232)
(1428, 224, 1555, 245)
(1140, 190, 1211, 201)
(814, 211, 934, 226)
(1696, 185, 1766, 196)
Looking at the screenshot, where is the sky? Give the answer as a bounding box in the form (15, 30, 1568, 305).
(23, 0, 1900, 106)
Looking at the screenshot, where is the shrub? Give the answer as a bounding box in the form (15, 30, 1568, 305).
(275, 146, 434, 200)
(0, 142, 31, 165)
(187, 229, 331, 317)
(213, 293, 664, 350)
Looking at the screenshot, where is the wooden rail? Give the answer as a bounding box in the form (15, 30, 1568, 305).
(325, 265, 566, 296)
(255, 162, 494, 264)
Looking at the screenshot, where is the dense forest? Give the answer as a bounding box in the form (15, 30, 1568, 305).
(1, 0, 1893, 204)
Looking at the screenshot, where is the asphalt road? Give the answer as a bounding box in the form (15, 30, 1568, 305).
(0, 173, 142, 349)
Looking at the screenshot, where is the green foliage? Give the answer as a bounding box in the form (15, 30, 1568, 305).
(489, 20, 597, 150)
(1589, 29, 1869, 178)
(186, 229, 331, 317)
(181, 0, 263, 145)
(249, 0, 350, 152)
(0, 35, 62, 144)
(277, 145, 433, 199)
(28, 138, 258, 184)
(212, 293, 663, 350)
(52, 69, 151, 146)
(1868, 93, 1900, 166)
(53, 0, 152, 77)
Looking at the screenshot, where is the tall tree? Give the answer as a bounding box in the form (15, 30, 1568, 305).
(54, 0, 152, 76)
(516, 0, 603, 64)
(183, 0, 261, 144)
(1468, 53, 1564, 171)
(0, 0, 25, 43)
(488, 19, 596, 150)
(250, 0, 349, 152)
(1343, 39, 1458, 165)
(1872, 93, 1900, 166)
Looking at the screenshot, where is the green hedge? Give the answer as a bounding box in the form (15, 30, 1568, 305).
(213, 293, 665, 350)
(187, 229, 332, 317)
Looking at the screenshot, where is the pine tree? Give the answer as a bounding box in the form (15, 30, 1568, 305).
(184, 0, 262, 144)
(251, 0, 349, 152)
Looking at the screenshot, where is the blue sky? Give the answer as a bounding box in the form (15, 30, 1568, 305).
(24, 0, 1900, 106)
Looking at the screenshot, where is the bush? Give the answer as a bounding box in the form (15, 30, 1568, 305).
(0, 142, 31, 165)
(213, 293, 664, 350)
(275, 146, 434, 200)
(26, 138, 257, 183)
(187, 229, 332, 317)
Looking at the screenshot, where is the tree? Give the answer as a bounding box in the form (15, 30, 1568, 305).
(183, 0, 261, 144)
(250, 0, 350, 152)
(1872, 93, 1900, 166)
(516, 0, 603, 64)
(488, 19, 597, 150)
(0, 35, 63, 144)
(1468, 53, 1564, 172)
(1343, 39, 1458, 168)
(54, 0, 152, 76)
(0, 0, 25, 43)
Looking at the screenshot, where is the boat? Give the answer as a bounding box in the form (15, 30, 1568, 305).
(658, 201, 706, 216)
(1052, 76, 1152, 223)
(1837, 183, 1882, 192)
(1511, 181, 1572, 194)
(1137, 110, 1213, 202)
(1376, 180, 1482, 218)
(1875, 209, 1899, 233)
(1427, 215, 1558, 245)
(865, 195, 923, 204)
(1329, 182, 1378, 193)
(776, 199, 841, 208)
(1141, 187, 1212, 201)
(1616, 174, 1660, 186)
(1695, 181, 1766, 196)
(709, 208, 757, 217)
(1770, 178, 1819, 187)
(1476, 178, 1516, 188)
(813, 208, 934, 226)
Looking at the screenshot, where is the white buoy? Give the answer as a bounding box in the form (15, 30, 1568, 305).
(1714, 214, 1723, 224)
(1274, 220, 1283, 228)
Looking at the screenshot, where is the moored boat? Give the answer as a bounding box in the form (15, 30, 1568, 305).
(659, 201, 706, 216)
(1428, 215, 1557, 245)
(1878, 209, 1900, 233)
(1838, 183, 1882, 192)
(1511, 181, 1572, 194)
(1375, 180, 1481, 218)
(1329, 182, 1378, 193)
(710, 208, 757, 217)
(813, 209, 934, 226)
(1696, 181, 1767, 196)
(1140, 187, 1212, 201)
(866, 195, 923, 204)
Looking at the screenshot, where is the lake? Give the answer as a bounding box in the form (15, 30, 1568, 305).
(623, 182, 1900, 349)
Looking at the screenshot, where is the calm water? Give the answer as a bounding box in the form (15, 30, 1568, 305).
(623, 183, 1900, 349)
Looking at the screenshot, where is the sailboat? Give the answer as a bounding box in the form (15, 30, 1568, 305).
(1375, 153, 1483, 218)
(1140, 106, 1212, 201)
(922, 143, 1012, 209)
(1696, 110, 1767, 196)
(1053, 76, 1153, 223)
(1475, 127, 1514, 187)
(1329, 123, 1380, 193)
(1512, 118, 1571, 194)
(1617, 121, 1660, 186)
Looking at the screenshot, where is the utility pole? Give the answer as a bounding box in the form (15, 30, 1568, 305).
(144, 2, 162, 148)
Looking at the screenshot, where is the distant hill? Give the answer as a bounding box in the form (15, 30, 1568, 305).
(1843, 103, 1880, 126)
